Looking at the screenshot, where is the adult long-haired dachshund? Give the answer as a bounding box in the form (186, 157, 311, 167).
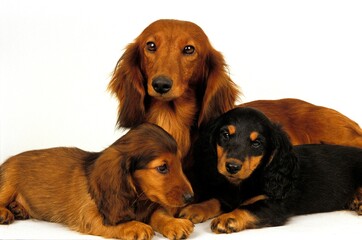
(0, 123, 194, 240)
(181, 107, 362, 234)
(108, 19, 362, 171)
(108, 19, 240, 167)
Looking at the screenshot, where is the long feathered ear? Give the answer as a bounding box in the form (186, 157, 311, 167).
(88, 148, 137, 225)
(263, 123, 299, 200)
(108, 42, 146, 128)
(198, 49, 240, 126)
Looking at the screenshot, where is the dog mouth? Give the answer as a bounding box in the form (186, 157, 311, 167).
(150, 93, 176, 101)
(149, 192, 194, 208)
(224, 174, 243, 185)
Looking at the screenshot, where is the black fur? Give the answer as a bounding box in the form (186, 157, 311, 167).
(191, 107, 362, 228)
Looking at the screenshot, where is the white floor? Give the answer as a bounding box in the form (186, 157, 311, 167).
(1, 210, 361, 239)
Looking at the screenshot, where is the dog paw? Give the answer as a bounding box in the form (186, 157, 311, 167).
(8, 201, 30, 220)
(210, 210, 256, 234)
(179, 199, 221, 224)
(121, 221, 154, 240)
(0, 208, 15, 224)
(160, 218, 194, 240)
(211, 216, 240, 234)
(179, 204, 212, 224)
(348, 188, 362, 215)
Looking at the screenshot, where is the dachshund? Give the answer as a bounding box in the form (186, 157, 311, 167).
(0, 123, 194, 240)
(108, 19, 240, 168)
(180, 107, 362, 234)
(108, 19, 362, 172)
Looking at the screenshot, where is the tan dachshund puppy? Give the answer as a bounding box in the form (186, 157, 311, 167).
(0, 123, 194, 239)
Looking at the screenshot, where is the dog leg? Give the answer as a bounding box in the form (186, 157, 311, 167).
(150, 207, 194, 239)
(86, 220, 154, 240)
(210, 196, 287, 234)
(179, 198, 222, 223)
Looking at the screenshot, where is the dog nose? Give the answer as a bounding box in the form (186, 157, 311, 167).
(226, 162, 241, 174)
(183, 192, 194, 204)
(152, 76, 173, 94)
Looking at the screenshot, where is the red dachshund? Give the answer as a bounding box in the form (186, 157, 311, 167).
(108, 19, 239, 169)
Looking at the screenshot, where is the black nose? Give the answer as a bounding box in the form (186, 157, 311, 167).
(226, 162, 241, 174)
(152, 76, 173, 94)
(183, 192, 194, 204)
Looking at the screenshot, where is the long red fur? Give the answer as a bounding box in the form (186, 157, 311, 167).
(108, 19, 239, 169)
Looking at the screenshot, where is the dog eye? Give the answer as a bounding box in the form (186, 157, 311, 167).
(183, 45, 195, 55)
(156, 164, 169, 174)
(220, 130, 230, 142)
(146, 41, 157, 52)
(251, 140, 261, 148)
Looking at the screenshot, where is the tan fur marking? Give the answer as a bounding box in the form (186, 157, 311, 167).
(216, 145, 228, 176)
(239, 156, 263, 179)
(217, 145, 224, 159)
(241, 195, 268, 206)
(250, 131, 259, 141)
(227, 125, 236, 135)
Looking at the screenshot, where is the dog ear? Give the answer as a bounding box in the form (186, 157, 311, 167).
(108, 42, 146, 128)
(263, 123, 299, 200)
(198, 49, 240, 126)
(88, 148, 137, 225)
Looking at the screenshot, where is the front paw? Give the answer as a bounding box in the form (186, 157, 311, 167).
(8, 201, 29, 220)
(121, 221, 154, 240)
(179, 204, 210, 224)
(0, 208, 14, 224)
(179, 199, 221, 224)
(160, 218, 194, 240)
(210, 209, 257, 234)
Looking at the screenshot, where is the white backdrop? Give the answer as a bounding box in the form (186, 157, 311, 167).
(1, 0, 362, 239)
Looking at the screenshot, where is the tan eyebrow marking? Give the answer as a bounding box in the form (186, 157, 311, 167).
(227, 125, 236, 135)
(250, 131, 259, 141)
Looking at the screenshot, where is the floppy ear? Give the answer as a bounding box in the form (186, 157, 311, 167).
(263, 123, 299, 200)
(198, 49, 240, 126)
(108, 42, 146, 128)
(190, 119, 224, 201)
(88, 148, 137, 225)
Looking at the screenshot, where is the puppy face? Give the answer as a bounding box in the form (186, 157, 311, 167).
(137, 19, 210, 101)
(214, 108, 274, 184)
(133, 152, 194, 208)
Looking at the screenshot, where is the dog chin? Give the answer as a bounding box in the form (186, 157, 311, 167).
(224, 175, 242, 185)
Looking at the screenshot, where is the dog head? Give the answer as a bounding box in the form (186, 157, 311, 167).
(108, 19, 239, 128)
(88, 123, 193, 225)
(210, 107, 276, 185)
(200, 107, 298, 198)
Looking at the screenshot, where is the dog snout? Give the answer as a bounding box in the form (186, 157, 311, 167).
(152, 76, 173, 94)
(182, 192, 194, 204)
(226, 162, 241, 174)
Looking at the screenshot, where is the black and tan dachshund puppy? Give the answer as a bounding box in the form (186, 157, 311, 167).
(181, 107, 362, 234)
